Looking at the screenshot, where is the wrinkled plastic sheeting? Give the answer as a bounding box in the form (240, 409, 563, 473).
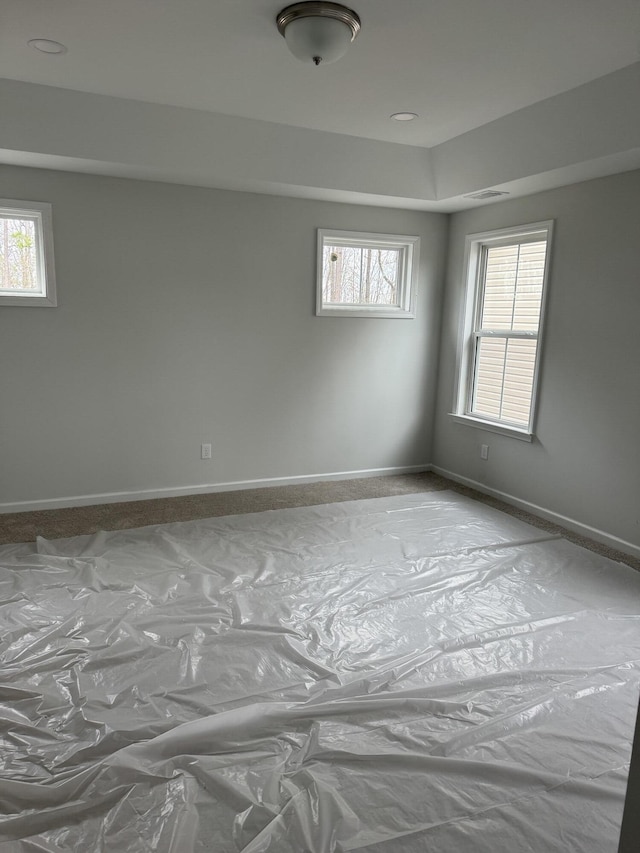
(0, 491, 639, 852)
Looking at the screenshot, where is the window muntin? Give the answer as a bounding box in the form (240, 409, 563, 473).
(0, 200, 57, 307)
(317, 230, 419, 318)
(455, 222, 553, 436)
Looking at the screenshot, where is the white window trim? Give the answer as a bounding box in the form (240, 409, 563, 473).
(0, 199, 57, 307)
(450, 220, 554, 439)
(316, 229, 419, 318)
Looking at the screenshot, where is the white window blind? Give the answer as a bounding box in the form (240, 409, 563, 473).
(472, 239, 547, 426)
(453, 222, 553, 438)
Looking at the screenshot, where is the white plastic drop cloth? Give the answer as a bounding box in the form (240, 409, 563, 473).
(1, 491, 639, 852)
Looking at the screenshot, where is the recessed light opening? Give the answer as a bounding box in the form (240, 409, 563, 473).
(391, 112, 418, 121)
(28, 39, 68, 55)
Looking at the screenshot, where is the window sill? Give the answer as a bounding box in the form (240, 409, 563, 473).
(0, 294, 57, 307)
(448, 413, 534, 442)
(317, 306, 415, 319)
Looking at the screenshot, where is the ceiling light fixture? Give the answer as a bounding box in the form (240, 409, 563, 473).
(276, 2, 361, 66)
(28, 38, 68, 55)
(391, 112, 418, 121)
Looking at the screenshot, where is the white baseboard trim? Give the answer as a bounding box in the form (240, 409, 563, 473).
(432, 466, 640, 561)
(0, 464, 433, 515)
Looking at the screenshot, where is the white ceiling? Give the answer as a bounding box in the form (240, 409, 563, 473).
(2, 0, 640, 209)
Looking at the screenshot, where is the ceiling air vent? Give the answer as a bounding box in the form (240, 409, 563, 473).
(464, 190, 510, 200)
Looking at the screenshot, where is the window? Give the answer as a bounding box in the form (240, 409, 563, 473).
(0, 199, 57, 307)
(452, 221, 553, 439)
(317, 229, 419, 318)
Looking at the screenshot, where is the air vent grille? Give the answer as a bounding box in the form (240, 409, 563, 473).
(464, 190, 510, 200)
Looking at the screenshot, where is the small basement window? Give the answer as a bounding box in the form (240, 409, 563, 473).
(0, 199, 57, 307)
(317, 229, 419, 318)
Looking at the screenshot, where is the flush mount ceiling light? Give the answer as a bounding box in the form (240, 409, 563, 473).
(276, 2, 361, 66)
(28, 38, 68, 55)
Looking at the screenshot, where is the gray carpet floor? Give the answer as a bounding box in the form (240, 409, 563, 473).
(1, 472, 638, 571)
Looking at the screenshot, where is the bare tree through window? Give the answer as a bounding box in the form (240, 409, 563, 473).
(0, 200, 57, 306)
(0, 217, 37, 291)
(317, 230, 419, 318)
(323, 245, 400, 306)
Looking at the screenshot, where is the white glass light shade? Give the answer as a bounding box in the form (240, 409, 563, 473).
(283, 16, 353, 64)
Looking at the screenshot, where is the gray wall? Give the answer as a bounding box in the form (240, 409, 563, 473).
(433, 169, 640, 549)
(0, 166, 447, 506)
(2, 164, 639, 551)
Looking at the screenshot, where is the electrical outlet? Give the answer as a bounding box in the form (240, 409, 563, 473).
(480, 444, 489, 460)
(201, 443, 212, 460)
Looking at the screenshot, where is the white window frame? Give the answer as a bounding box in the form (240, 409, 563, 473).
(0, 199, 57, 307)
(316, 229, 419, 318)
(450, 220, 554, 441)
